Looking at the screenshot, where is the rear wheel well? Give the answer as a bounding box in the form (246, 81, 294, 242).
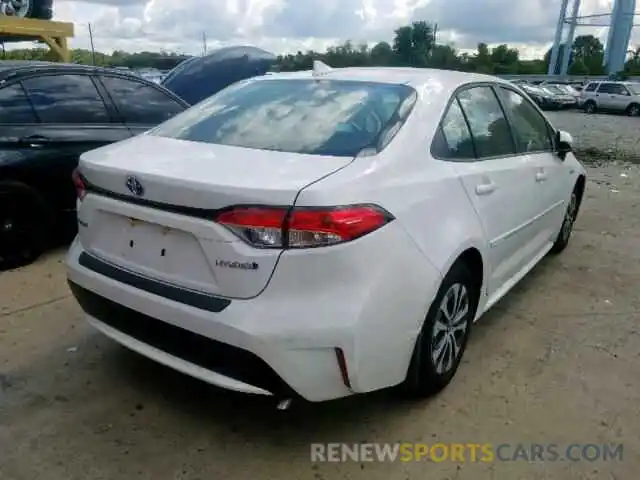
(574, 174, 586, 211)
(455, 248, 483, 312)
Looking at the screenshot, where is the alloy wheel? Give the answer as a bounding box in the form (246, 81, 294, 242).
(431, 283, 470, 374)
(629, 105, 640, 117)
(561, 193, 577, 242)
(1, 0, 30, 16)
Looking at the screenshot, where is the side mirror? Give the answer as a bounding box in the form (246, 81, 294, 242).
(555, 130, 573, 160)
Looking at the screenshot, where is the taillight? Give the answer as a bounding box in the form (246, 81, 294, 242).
(215, 204, 393, 248)
(72, 168, 87, 200)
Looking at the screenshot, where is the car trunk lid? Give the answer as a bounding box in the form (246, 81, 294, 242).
(76, 135, 352, 299)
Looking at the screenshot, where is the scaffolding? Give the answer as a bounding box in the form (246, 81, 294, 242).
(549, 0, 638, 76)
(0, 16, 74, 62)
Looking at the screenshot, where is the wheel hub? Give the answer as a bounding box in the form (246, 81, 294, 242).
(431, 283, 469, 375)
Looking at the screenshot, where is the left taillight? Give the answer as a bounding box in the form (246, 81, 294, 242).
(215, 204, 394, 249)
(72, 168, 87, 201)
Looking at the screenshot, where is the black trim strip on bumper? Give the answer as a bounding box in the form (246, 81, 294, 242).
(68, 280, 299, 398)
(78, 252, 231, 313)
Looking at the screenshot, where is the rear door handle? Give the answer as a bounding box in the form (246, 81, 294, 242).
(475, 182, 496, 195)
(535, 171, 548, 182)
(19, 135, 51, 148)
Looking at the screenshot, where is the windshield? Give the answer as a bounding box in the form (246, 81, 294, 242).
(150, 78, 417, 157)
(627, 84, 640, 95)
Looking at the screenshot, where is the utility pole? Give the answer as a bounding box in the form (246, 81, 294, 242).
(202, 32, 207, 55)
(88, 23, 96, 65)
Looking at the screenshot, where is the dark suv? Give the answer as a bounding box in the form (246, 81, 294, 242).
(0, 62, 189, 268)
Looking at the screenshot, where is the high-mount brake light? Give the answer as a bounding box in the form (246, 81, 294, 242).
(215, 205, 393, 249)
(72, 168, 87, 201)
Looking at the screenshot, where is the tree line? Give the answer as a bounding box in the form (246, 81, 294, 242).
(3, 21, 640, 76)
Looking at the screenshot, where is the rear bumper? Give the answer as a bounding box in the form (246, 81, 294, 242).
(66, 225, 441, 402)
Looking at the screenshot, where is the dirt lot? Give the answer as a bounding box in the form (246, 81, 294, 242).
(2, 162, 640, 479)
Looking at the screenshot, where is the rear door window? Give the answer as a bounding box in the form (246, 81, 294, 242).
(597, 83, 617, 94)
(21, 74, 111, 124)
(150, 79, 417, 157)
(0, 83, 37, 123)
(457, 86, 516, 158)
(99, 75, 185, 125)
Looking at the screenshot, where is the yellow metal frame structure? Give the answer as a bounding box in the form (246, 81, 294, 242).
(0, 16, 74, 62)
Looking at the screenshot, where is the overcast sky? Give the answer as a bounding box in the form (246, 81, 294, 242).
(17, 0, 640, 58)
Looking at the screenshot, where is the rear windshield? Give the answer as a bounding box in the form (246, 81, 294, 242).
(150, 78, 417, 157)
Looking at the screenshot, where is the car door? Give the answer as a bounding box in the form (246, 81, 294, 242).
(595, 82, 618, 110)
(608, 83, 632, 112)
(96, 74, 186, 136)
(19, 73, 133, 220)
(0, 81, 44, 186)
(496, 85, 570, 249)
(448, 85, 542, 296)
(5, 72, 131, 224)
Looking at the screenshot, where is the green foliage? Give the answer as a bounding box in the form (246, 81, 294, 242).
(2, 23, 632, 76)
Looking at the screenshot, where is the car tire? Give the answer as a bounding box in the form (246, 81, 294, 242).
(627, 103, 640, 117)
(549, 187, 580, 255)
(0, 0, 33, 17)
(0, 182, 50, 270)
(401, 261, 477, 398)
(584, 101, 596, 114)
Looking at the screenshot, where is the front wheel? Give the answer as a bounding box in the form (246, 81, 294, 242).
(549, 190, 579, 255)
(401, 262, 476, 398)
(627, 104, 640, 117)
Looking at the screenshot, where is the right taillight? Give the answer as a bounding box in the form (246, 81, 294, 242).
(215, 204, 393, 249)
(72, 168, 87, 201)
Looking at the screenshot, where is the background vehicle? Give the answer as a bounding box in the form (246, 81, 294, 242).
(520, 83, 570, 110)
(0, 62, 189, 268)
(67, 66, 586, 404)
(580, 81, 640, 116)
(0, 0, 52, 19)
(161, 46, 277, 105)
(539, 84, 577, 108)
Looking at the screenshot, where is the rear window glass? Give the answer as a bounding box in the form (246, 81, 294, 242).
(150, 79, 417, 157)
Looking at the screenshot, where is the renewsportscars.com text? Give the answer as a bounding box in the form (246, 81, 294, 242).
(310, 443, 624, 463)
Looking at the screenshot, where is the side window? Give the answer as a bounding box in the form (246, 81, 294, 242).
(21, 74, 110, 124)
(498, 88, 553, 153)
(431, 99, 475, 159)
(0, 83, 38, 123)
(597, 83, 616, 94)
(584, 83, 598, 92)
(457, 86, 515, 158)
(99, 76, 185, 124)
(611, 84, 630, 96)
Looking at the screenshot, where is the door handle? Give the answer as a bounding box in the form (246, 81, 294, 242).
(475, 182, 496, 195)
(19, 135, 50, 148)
(535, 171, 548, 182)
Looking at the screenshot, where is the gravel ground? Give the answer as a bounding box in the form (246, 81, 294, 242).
(1, 162, 640, 479)
(546, 110, 640, 164)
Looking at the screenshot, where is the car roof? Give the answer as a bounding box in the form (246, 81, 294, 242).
(0, 61, 148, 82)
(256, 66, 505, 89)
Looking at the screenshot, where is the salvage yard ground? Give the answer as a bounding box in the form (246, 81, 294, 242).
(2, 112, 640, 479)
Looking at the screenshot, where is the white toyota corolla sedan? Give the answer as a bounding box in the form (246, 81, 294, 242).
(66, 63, 586, 405)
